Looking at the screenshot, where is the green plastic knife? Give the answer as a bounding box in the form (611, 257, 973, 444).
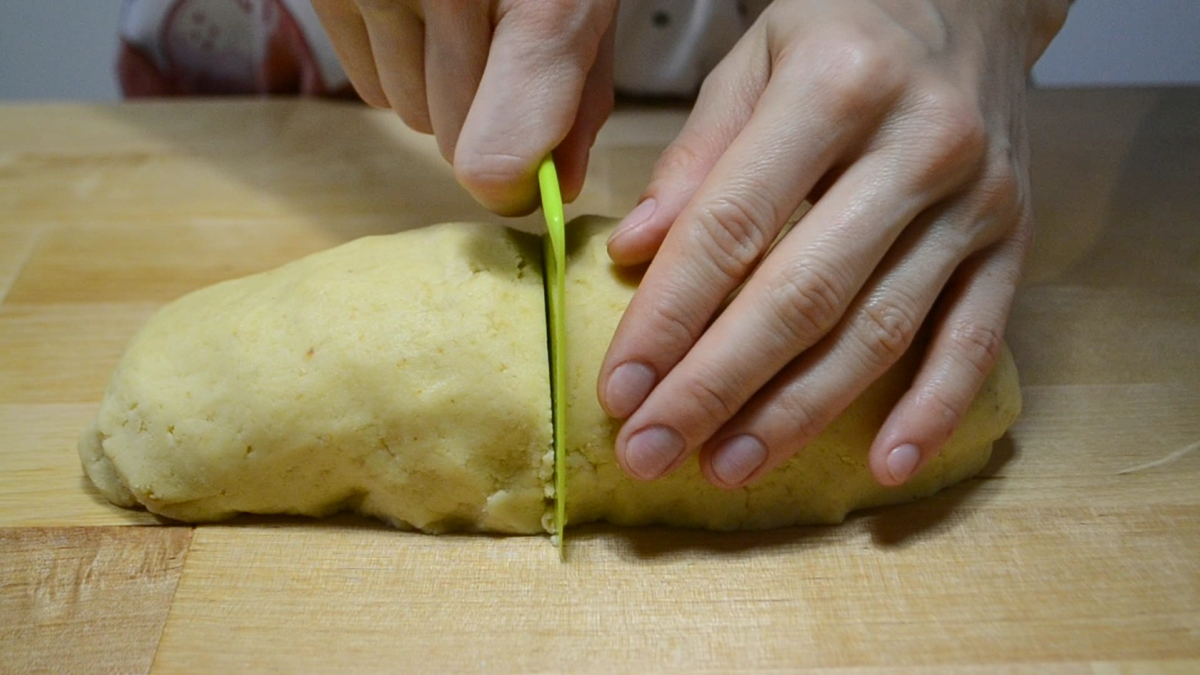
(538, 156, 567, 560)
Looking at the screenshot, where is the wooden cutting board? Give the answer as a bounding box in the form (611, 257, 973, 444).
(1, 89, 1197, 674)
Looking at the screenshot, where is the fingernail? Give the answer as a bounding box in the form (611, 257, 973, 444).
(608, 198, 657, 244)
(710, 434, 768, 487)
(886, 444, 922, 484)
(603, 361, 656, 418)
(624, 425, 685, 480)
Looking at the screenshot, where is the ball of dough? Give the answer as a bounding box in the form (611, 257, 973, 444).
(79, 217, 1021, 534)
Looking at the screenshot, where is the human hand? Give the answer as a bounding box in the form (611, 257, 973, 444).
(311, 0, 618, 215)
(599, 0, 1069, 489)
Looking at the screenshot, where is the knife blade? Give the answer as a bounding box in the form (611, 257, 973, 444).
(538, 156, 567, 560)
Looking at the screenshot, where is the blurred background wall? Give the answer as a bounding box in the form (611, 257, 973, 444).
(1, 1, 126, 101)
(0, 0, 1197, 102)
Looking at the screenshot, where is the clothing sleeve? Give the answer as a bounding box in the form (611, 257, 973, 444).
(116, 0, 756, 100)
(116, 0, 350, 97)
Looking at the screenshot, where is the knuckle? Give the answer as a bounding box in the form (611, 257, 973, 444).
(653, 140, 707, 183)
(912, 89, 989, 185)
(855, 296, 921, 369)
(510, 0, 612, 44)
(641, 284, 710, 356)
(691, 192, 775, 281)
(935, 160, 1027, 253)
(807, 32, 898, 116)
(652, 298, 704, 350)
(680, 372, 741, 422)
(775, 390, 829, 444)
(515, 0, 575, 23)
(765, 258, 849, 344)
(949, 321, 1004, 378)
(920, 386, 964, 435)
(975, 159, 1024, 222)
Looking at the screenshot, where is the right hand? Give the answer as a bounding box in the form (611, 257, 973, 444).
(312, 0, 619, 215)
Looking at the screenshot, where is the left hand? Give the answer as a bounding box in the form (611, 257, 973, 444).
(597, 0, 1069, 489)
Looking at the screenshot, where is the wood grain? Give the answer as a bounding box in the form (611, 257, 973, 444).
(0, 302, 159, 405)
(0, 527, 192, 675)
(0, 404, 159, 526)
(0, 90, 1198, 672)
(150, 504, 1197, 673)
(0, 225, 43, 304)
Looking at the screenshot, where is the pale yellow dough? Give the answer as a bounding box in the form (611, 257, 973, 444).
(80, 224, 553, 533)
(80, 217, 1021, 533)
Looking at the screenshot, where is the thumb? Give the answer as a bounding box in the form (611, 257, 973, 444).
(453, 0, 617, 216)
